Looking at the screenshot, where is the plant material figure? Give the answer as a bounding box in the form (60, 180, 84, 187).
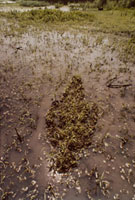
(46, 75, 98, 173)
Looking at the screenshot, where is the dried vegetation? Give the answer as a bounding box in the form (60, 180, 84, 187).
(46, 76, 98, 173)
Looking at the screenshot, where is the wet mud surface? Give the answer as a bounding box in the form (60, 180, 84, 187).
(0, 29, 135, 199)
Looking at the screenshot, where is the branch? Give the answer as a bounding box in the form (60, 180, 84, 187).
(106, 77, 132, 88)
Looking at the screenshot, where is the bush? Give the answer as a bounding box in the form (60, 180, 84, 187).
(126, 0, 135, 8)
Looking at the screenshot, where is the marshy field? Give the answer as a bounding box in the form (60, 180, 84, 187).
(0, 1, 135, 200)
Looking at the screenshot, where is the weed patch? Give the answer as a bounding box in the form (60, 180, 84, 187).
(0, 9, 95, 23)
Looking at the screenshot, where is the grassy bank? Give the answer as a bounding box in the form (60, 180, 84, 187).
(0, 8, 135, 34)
(92, 9, 135, 36)
(0, 9, 94, 25)
(0, 9, 95, 35)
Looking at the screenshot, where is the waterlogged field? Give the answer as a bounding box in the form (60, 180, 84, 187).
(0, 6, 135, 200)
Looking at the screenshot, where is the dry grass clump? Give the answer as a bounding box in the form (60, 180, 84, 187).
(46, 75, 98, 173)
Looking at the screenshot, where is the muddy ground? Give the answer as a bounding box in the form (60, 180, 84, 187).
(0, 27, 135, 200)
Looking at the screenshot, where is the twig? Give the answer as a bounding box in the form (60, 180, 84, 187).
(107, 84, 132, 88)
(15, 46, 23, 53)
(15, 128, 23, 143)
(106, 76, 132, 88)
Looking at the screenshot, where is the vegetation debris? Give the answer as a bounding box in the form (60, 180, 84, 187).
(46, 75, 99, 173)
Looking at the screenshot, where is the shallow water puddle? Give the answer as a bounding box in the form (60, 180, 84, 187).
(0, 30, 135, 199)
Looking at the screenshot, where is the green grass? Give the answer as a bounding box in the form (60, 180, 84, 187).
(0, 9, 95, 34)
(0, 8, 135, 35)
(0, 8, 95, 23)
(90, 9, 135, 35)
